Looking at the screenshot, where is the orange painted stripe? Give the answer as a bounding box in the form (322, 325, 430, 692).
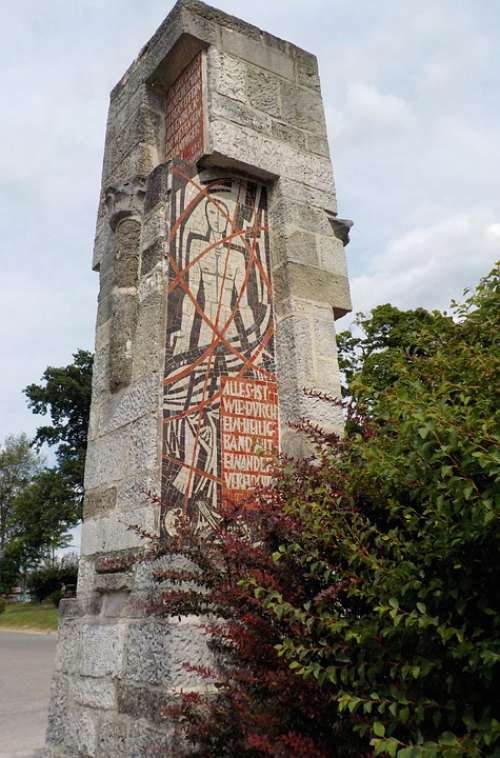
(162, 453, 224, 485)
(171, 166, 273, 296)
(163, 325, 276, 422)
(167, 225, 269, 295)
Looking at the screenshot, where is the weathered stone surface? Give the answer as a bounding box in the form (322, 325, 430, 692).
(140, 238, 163, 277)
(124, 619, 212, 687)
(72, 708, 99, 758)
(109, 291, 138, 392)
(273, 261, 351, 317)
(83, 486, 117, 519)
(279, 79, 326, 134)
(117, 682, 165, 723)
(295, 51, 321, 92)
(317, 233, 349, 277)
(72, 677, 117, 710)
(123, 620, 170, 684)
(96, 715, 128, 757)
(89, 323, 111, 402)
(144, 163, 171, 214)
(140, 205, 167, 251)
(306, 131, 331, 157)
(76, 555, 96, 595)
(133, 553, 201, 592)
(100, 373, 159, 436)
(209, 119, 335, 191)
(275, 313, 316, 386)
(210, 48, 247, 101)
(46, 675, 71, 747)
(131, 291, 163, 383)
(271, 120, 306, 150)
(273, 175, 337, 215)
(96, 271, 113, 327)
(95, 575, 134, 596)
(58, 597, 83, 619)
(246, 66, 281, 118)
(109, 106, 162, 175)
(84, 412, 159, 492)
(126, 720, 177, 758)
(54, 621, 81, 675)
(95, 548, 140, 574)
(114, 219, 141, 288)
(106, 142, 158, 187)
(80, 503, 158, 556)
(211, 92, 273, 135)
(281, 229, 319, 268)
(80, 622, 126, 678)
(272, 194, 333, 237)
(100, 589, 132, 616)
(221, 26, 294, 79)
(115, 470, 159, 513)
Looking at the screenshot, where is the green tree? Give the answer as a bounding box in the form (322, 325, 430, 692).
(7, 469, 75, 567)
(0, 434, 40, 552)
(337, 304, 454, 401)
(28, 559, 78, 604)
(0, 435, 41, 591)
(24, 349, 93, 519)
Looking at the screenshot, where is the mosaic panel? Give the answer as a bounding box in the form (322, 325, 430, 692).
(161, 165, 278, 534)
(165, 53, 205, 165)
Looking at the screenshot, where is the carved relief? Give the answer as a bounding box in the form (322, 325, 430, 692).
(105, 179, 145, 392)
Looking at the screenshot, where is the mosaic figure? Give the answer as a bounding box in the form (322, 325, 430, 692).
(162, 168, 278, 534)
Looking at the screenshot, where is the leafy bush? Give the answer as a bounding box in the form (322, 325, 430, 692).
(50, 589, 63, 608)
(151, 265, 500, 757)
(27, 563, 78, 603)
(0, 597, 6, 615)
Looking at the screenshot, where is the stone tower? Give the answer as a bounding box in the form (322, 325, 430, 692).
(43, 2, 351, 755)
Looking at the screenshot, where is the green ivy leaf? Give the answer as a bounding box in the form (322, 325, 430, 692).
(374, 721, 386, 737)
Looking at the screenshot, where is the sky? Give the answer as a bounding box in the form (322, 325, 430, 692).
(1, 0, 499, 445)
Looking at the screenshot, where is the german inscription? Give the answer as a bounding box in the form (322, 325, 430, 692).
(165, 53, 204, 164)
(221, 377, 279, 506)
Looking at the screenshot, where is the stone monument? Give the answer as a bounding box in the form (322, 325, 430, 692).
(43, 1, 351, 754)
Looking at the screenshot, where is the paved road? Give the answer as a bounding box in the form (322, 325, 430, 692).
(0, 630, 57, 758)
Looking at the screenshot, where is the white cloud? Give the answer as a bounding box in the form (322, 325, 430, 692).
(333, 83, 416, 140)
(350, 210, 499, 315)
(485, 224, 500, 240)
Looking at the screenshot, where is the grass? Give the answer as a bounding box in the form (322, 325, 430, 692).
(0, 601, 59, 632)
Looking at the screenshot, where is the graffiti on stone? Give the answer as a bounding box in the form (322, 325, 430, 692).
(161, 166, 278, 535)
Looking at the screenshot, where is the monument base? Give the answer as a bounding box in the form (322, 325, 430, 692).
(43, 552, 212, 757)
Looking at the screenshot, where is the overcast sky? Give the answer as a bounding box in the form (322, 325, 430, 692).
(1, 0, 499, 444)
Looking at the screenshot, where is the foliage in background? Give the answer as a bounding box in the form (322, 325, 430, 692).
(0, 434, 41, 552)
(27, 558, 78, 605)
(152, 264, 499, 757)
(5, 471, 76, 570)
(336, 304, 454, 402)
(24, 348, 93, 520)
(0, 434, 42, 593)
(0, 350, 92, 590)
